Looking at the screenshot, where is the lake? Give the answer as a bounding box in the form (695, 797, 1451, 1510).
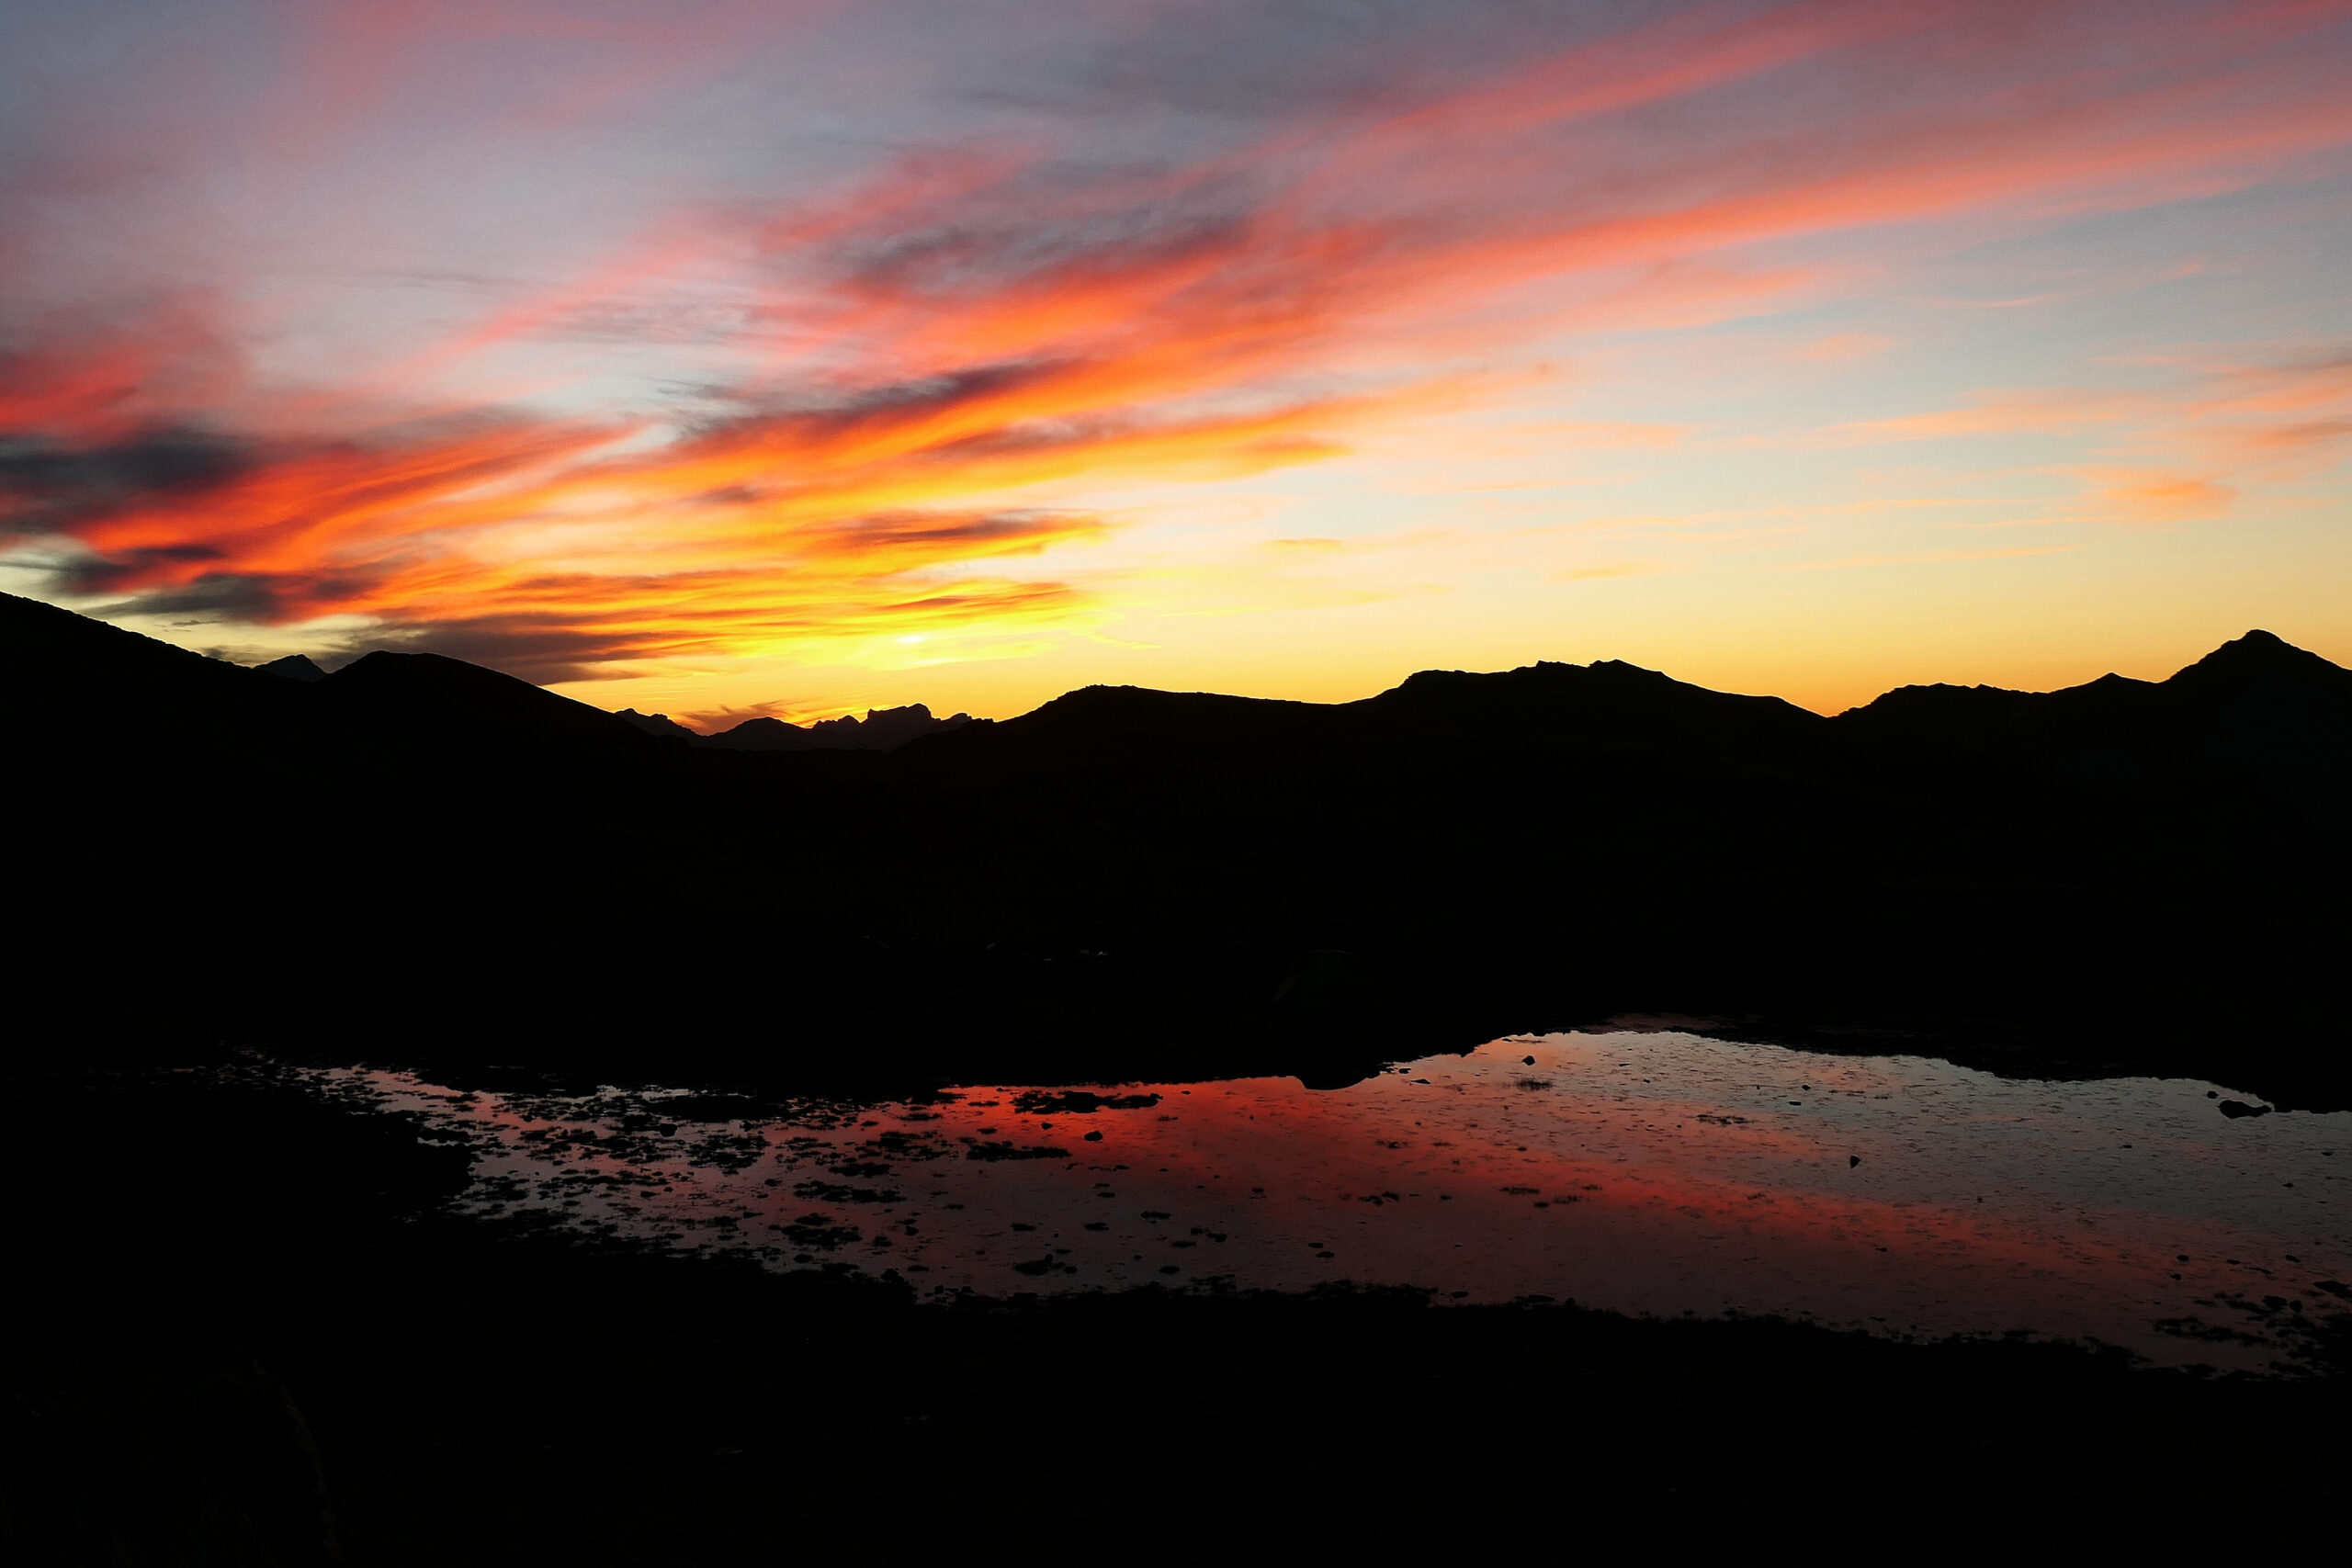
(348, 1029, 2348, 1371)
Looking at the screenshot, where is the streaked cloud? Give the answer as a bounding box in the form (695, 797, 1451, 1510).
(0, 0, 2346, 704)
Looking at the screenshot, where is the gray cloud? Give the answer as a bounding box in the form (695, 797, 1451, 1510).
(350, 617, 680, 686)
(79, 570, 355, 622)
(0, 426, 254, 534)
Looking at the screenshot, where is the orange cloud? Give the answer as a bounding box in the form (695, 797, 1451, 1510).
(2078, 472, 2238, 522)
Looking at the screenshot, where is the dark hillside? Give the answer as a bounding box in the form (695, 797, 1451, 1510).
(317, 649, 662, 760)
(1838, 628, 2352, 813)
(5, 591, 2345, 1103)
(1354, 657, 1826, 758)
(254, 652, 327, 682)
(6, 589, 319, 748)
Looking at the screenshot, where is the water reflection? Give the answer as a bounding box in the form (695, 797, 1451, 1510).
(351, 1031, 2350, 1371)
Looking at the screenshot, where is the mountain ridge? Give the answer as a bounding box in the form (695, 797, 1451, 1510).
(17, 592, 2339, 784)
(1835, 626, 2352, 807)
(699, 702, 973, 752)
(6, 589, 2346, 1106)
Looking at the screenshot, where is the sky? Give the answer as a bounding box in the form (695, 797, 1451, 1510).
(1, 0, 2346, 728)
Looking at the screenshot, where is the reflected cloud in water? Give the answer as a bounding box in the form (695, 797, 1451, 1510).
(350, 1031, 2349, 1371)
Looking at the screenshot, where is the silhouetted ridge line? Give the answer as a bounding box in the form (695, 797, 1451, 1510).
(1835, 627, 2351, 807)
(2170, 626, 2332, 682)
(614, 708, 699, 743)
(320, 649, 661, 755)
(254, 653, 326, 682)
(698, 702, 972, 751)
(6, 589, 2348, 1106)
(1357, 659, 1824, 753)
(6, 589, 266, 694)
(5, 589, 316, 749)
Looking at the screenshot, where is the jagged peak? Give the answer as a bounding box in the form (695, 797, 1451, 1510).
(1584, 658, 1673, 680)
(614, 708, 700, 740)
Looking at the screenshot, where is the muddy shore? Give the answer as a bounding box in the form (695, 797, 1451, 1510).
(12, 1060, 2345, 1562)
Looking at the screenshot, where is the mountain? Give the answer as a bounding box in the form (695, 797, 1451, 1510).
(5, 587, 2346, 1104)
(316, 649, 664, 759)
(700, 703, 972, 751)
(6, 589, 305, 726)
(615, 708, 699, 743)
(1359, 658, 1827, 755)
(1837, 629, 2352, 817)
(905, 658, 1833, 782)
(254, 652, 327, 682)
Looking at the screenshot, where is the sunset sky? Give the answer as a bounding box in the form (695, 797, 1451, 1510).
(3, 0, 2347, 726)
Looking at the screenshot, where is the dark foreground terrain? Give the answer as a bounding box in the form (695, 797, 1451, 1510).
(10, 592, 2352, 1561)
(9, 1062, 2346, 1563)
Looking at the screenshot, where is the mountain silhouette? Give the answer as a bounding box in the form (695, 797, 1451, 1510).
(6, 587, 2346, 1104)
(316, 649, 662, 758)
(8, 588, 281, 709)
(904, 658, 1834, 781)
(607, 702, 975, 750)
(1838, 628, 2352, 813)
(615, 708, 700, 743)
(254, 652, 327, 682)
(701, 703, 973, 751)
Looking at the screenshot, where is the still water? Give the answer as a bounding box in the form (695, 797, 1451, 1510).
(352, 1031, 2348, 1371)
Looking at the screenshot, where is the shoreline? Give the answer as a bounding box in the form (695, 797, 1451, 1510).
(16, 1052, 2350, 1560)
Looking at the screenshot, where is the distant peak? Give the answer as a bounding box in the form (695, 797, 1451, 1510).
(254, 652, 326, 682)
(614, 707, 701, 740)
(2208, 628, 2296, 658)
(698, 700, 973, 750)
(2170, 627, 2341, 687)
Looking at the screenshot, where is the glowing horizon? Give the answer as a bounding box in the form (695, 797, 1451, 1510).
(3, 0, 2347, 725)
